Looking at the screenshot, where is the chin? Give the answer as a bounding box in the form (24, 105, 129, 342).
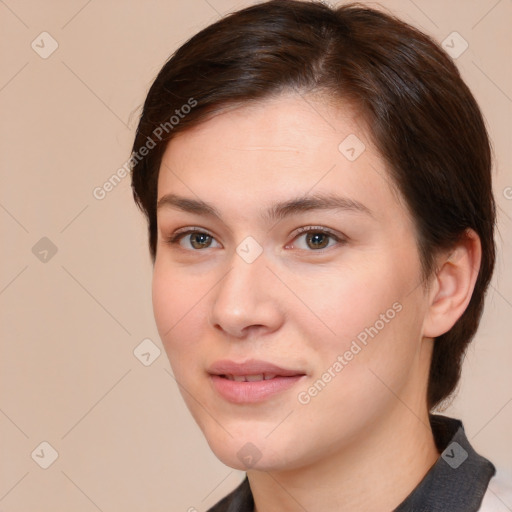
(204, 430, 305, 472)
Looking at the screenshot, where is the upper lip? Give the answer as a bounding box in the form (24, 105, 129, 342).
(208, 359, 305, 377)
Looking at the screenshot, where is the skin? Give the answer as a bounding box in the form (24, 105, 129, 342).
(152, 92, 481, 511)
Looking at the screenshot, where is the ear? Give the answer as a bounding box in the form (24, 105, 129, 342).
(422, 229, 482, 338)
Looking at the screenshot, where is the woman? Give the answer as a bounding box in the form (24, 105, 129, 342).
(130, 1, 509, 510)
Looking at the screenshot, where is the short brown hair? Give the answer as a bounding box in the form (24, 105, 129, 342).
(130, 0, 496, 410)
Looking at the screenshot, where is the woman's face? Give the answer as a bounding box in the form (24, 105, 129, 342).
(152, 93, 434, 471)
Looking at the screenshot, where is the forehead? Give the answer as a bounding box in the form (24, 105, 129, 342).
(166, 92, 366, 160)
(157, 92, 405, 220)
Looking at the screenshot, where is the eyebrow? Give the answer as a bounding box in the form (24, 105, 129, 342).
(156, 192, 373, 222)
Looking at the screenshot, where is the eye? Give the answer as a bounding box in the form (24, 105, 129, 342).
(289, 227, 344, 251)
(165, 228, 221, 250)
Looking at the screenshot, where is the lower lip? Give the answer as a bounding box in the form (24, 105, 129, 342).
(210, 375, 305, 404)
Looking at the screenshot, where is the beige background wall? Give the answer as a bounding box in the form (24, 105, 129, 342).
(0, 0, 510, 510)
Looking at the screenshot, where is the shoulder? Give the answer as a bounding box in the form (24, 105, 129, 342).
(479, 468, 512, 512)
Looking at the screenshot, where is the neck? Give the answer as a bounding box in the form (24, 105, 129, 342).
(248, 405, 440, 512)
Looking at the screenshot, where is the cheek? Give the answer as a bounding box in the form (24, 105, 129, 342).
(151, 262, 204, 358)
(293, 302, 424, 442)
(293, 253, 424, 391)
(290, 259, 403, 349)
(152, 264, 178, 340)
(152, 267, 213, 430)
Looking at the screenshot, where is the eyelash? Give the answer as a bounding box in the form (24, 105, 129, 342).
(164, 228, 215, 247)
(288, 226, 344, 250)
(164, 226, 345, 251)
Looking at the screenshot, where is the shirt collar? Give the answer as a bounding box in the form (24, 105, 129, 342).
(395, 414, 495, 511)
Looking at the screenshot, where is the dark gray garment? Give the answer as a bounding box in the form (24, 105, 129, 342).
(207, 415, 495, 512)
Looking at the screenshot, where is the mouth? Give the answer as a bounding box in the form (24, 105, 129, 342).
(208, 359, 306, 404)
(221, 373, 279, 381)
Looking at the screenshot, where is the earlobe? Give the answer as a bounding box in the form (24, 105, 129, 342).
(422, 229, 482, 338)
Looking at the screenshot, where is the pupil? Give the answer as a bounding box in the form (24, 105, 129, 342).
(307, 233, 328, 249)
(191, 233, 211, 249)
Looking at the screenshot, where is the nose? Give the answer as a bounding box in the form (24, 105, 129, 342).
(209, 249, 285, 339)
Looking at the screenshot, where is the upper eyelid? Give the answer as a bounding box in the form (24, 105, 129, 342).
(168, 227, 219, 244)
(170, 225, 340, 238)
(292, 226, 341, 237)
(170, 226, 217, 238)
(174, 226, 212, 235)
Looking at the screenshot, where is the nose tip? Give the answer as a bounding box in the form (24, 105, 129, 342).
(209, 253, 284, 339)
